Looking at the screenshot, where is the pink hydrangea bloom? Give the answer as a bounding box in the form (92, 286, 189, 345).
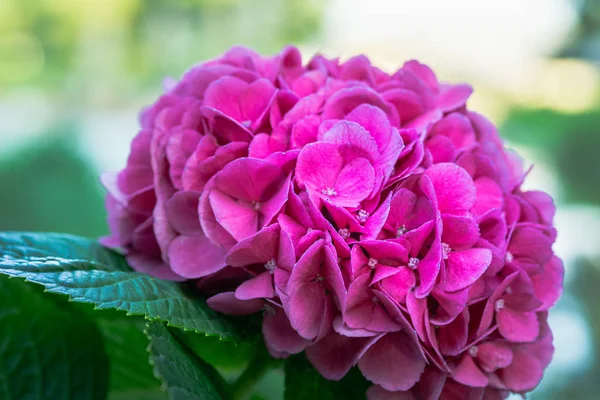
(103, 46, 564, 399)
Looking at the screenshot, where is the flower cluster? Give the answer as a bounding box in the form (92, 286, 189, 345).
(103, 46, 564, 399)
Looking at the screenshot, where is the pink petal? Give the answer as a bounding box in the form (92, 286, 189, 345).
(358, 332, 426, 391)
(472, 177, 504, 216)
(498, 309, 539, 343)
(367, 385, 416, 400)
(225, 224, 279, 266)
(166, 191, 202, 236)
(206, 292, 263, 315)
(214, 158, 286, 202)
(319, 120, 379, 160)
(263, 306, 310, 355)
(441, 248, 491, 292)
(499, 350, 543, 392)
(452, 354, 488, 387)
(235, 271, 275, 300)
(441, 214, 480, 249)
(476, 342, 513, 372)
(333, 157, 376, 207)
(436, 83, 473, 112)
(306, 333, 381, 380)
(203, 76, 246, 120)
(209, 190, 258, 242)
(531, 256, 564, 311)
(438, 310, 469, 356)
(383, 88, 425, 123)
(422, 163, 476, 213)
(168, 235, 227, 278)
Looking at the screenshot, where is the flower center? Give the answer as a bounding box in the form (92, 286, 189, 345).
(338, 228, 350, 239)
(264, 258, 277, 274)
(357, 209, 369, 222)
(321, 187, 337, 197)
(505, 286, 513, 294)
(241, 120, 252, 128)
(408, 257, 420, 269)
(396, 225, 407, 237)
(252, 201, 261, 211)
(367, 258, 378, 268)
(372, 296, 379, 304)
(495, 299, 505, 311)
(468, 346, 478, 357)
(315, 274, 325, 283)
(442, 242, 451, 260)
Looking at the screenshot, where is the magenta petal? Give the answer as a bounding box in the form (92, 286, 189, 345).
(441, 214, 480, 249)
(531, 256, 564, 311)
(473, 177, 504, 216)
(498, 309, 539, 343)
(235, 271, 275, 300)
(263, 306, 310, 356)
(367, 385, 416, 400)
(225, 224, 278, 267)
(333, 157, 376, 207)
(422, 163, 476, 213)
(166, 191, 202, 236)
(476, 342, 513, 372)
(127, 253, 185, 281)
(296, 142, 343, 193)
(438, 310, 469, 356)
(209, 190, 258, 242)
(358, 332, 426, 391)
(436, 83, 473, 112)
(441, 248, 491, 292)
(452, 354, 488, 387)
(168, 235, 227, 278)
(203, 76, 246, 120)
(499, 350, 543, 392)
(206, 292, 263, 315)
(306, 333, 381, 380)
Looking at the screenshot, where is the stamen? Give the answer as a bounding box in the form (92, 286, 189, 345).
(408, 257, 420, 269)
(321, 187, 338, 197)
(396, 225, 407, 237)
(505, 251, 514, 263)
(264, 259, 277, 274)
(468, 346, 479, 357)
(263, 304, 276, 315)
(357, 209, 369, 222)
(315, 274, 325, 283)
(495, 299, 505, 311)
(338, 228, 350, 239)
(506, 286, 513, 295)
(252, 201, 261, 211)
(367, 258, 378, 268)
(442, 242, 451, 260)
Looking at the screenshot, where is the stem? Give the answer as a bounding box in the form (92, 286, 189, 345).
(231, 353, 278, 400)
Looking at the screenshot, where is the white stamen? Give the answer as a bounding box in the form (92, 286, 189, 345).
(506, 286, 513, 295)
(252, 201, 261, 211)
(242, 120, 252, 128)
(357, 209, 369, 222)
(495, 299, 505, 311)
(408, 257, 420, 269)
(338, 228, 350, 239)
(442, 242, 451, 260)
(321, 187, 338, 197)
(316, 274, 325, 283)
(468, 346, 479, 357)
(264, 259, 277, 274)
(368, 258, 378, 268)
(505, 251, 514, 263)
(396, 225, 407, 237)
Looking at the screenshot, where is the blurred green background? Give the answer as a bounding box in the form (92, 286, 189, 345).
(1, 0, 599, 399)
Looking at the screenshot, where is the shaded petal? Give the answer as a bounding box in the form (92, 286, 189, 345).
(206, 292, 263, 315)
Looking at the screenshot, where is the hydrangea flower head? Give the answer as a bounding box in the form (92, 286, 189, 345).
(103, 46, 564, 399)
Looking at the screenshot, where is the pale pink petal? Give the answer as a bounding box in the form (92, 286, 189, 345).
(168, 235, 227, 278)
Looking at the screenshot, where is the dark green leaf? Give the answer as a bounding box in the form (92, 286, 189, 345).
(284, 354, 370, 400)
(0, 232, 248, 341)
(98, 319, 164, 399)
(145, 322, 231, 400)
(0, 276, 109, 400)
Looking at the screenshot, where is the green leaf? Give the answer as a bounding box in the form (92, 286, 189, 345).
(98, 319, 164, 399)
(0, 232, 248, 341)
(284, 354, 370, 400)
(0, 275, 109, 400)
(145, 322, 231, 400)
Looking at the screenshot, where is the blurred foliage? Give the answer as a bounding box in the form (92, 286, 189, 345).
(500, 108, 600, 205)
(0, 0, 324, 89)
(0, 132, 107, 237)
